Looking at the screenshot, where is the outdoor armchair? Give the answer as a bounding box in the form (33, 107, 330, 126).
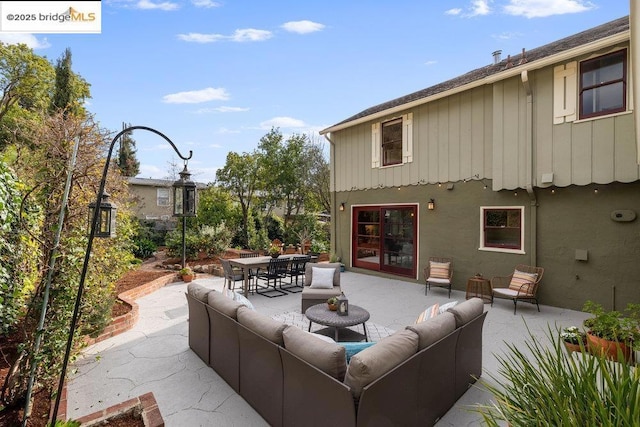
(424, 257, 453, 297)
(491, 264, 544, 314)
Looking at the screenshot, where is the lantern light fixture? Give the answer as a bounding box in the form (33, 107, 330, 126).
(88, 191, 116, 238)
(173, 164, 197, 217)
(339, 202, 345, 211)
(427, 198, 435, 210)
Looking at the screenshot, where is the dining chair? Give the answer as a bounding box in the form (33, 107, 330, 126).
(255, 257, 289, 298)
(239, 251, 260, 289)
(282, 255, 311, 293)
(220, 258, 245, 292)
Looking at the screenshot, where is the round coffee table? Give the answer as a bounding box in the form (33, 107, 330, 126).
(305, 304, 370, 342)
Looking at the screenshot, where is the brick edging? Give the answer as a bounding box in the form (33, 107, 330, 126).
(84, 273, 177, 345)
(74, 391, 163, 426)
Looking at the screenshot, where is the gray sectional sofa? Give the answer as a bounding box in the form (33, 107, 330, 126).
(185, 282, 487, 427)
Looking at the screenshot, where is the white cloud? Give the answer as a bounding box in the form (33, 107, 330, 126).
(260, 117, 307, 129)
(135, 0, 179, 11)
(0, 33, 50, 49)
(469, 0, 491, 16)
(178, 28, 272, 43)
(209, 143, 223, 148)
(194, 106, 249, 113)
(492, 31, 523, 40)
(445, 8, 462, 15)
(281, 20, 325, 34)
(424, 60, 437, 66)
(503, 0, 595, 18)
(230, 28, 273, 42)
(177, 33, 224, 43)
(162, 87, 230, 104)
(191, 0, 220, 8)
(217, 128, 241, 134)
(138, 163, 167, 179)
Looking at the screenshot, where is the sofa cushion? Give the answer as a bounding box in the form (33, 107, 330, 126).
(310, 267, 336, 289)
(344, 329, 418, 399)
(406, 311, 456, 350)
(237, 306, 287, 346)
(207, 290, 244, 319)
(283, 326, 347, 380)
(447, 298, 484, 328)
(187, 282, 213, 302)
(304, 262, 341, 287)
(438, 300, 458, 314)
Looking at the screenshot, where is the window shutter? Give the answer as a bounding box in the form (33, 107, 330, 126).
(553, 62, 577, 124)
(371, 122, 380, 168)
(402, 113, 413, 163)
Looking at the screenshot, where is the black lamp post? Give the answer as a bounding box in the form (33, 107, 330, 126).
(173, 164, 197, 268)
(51, 126, 194, 423)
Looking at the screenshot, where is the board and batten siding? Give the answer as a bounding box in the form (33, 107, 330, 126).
(331, 86, 493, 193)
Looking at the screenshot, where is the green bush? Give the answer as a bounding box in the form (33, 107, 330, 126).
(474, 322, 640, 426)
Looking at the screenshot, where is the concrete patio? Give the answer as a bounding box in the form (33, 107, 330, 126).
(67, 270, 591, 426)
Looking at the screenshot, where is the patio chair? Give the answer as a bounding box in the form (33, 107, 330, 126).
(491, 264, 544, 314)
(239, 251, 260, 287)
(255, 257, 289, 298)
(283, 255, 311, 293)
(424, 257, 453, 297)
(220, 258, 245, 292)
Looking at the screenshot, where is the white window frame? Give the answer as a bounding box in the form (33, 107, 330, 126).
(371, 112, 413, 168)
(479, 206, 525, 254)
(157, 188, 170, 207)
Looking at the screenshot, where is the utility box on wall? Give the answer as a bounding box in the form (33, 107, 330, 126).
(575, 249, 588, 262)
(610, 210, 636, 222)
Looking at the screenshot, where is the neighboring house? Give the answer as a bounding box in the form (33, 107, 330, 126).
(127, 177, 207, 230)
(320, 16, 638, 311)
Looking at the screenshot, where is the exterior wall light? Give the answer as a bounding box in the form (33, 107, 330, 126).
(428, 199, 435, 210)
(339, 202, 345, 211)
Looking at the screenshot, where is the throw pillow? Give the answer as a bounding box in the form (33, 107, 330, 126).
(509, 270, 538, 292)
(438, 300, 458, 314)
(340, 341, 376, 363)
(429, 261, 450, 279)
(415, 303, 440, 324)
(310, 267, 336, 289)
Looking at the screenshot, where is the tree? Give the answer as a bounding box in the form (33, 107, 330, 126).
(305, 134, 331, 214)
(215, 151, 260, 247)
(116, 122, 140, 176)
(49, 47, 90, 118)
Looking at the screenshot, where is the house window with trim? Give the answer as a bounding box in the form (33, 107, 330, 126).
(157, 188, 170, 207)
(371, 113, 413, 168)
(579, 49, 626, 119)
(480, 206, 524, 253)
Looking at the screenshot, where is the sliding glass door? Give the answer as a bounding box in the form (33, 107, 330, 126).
(352, 205, 416, 277)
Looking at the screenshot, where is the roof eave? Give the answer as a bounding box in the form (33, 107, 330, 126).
(320, 31, 629, 136)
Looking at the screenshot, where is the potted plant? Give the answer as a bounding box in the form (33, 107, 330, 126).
(560, 326, 586, 353)
(268, 243, 281, 258)
(327, 296, 338, 311)
(582, 301, 639, 361)
(179, 266, 195, 282)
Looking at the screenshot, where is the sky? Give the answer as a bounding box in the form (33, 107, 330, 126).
(0, 0, 632, 184)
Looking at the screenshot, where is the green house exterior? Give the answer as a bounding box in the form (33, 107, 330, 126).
(321, 16, 639, 312)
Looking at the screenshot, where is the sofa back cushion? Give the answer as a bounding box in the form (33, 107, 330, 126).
(207, 290, 243, 319)
(187, 282, 213, 303)
(237, 306, 287, 346)
(283, 326, 347, 380)
(406, 311, 456, 350)
(304, 262, 341, 287)
(344, 329, 418, 399)
(447, 298, 484, 328)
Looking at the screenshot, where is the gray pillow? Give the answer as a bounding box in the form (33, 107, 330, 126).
(283, 326, 347, 381)
(187, 282, 212, 302)
(207, 290, 243, 319)
(237, 306, 287, 346)
(447, 297, 484, 328)
(344, 329, 418, 399)
(406, 311, 456, 350)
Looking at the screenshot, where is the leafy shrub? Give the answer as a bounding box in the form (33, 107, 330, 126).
(133, 238, 156, 260)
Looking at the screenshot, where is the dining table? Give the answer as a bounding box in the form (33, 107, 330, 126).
(229, 254, 317, 297)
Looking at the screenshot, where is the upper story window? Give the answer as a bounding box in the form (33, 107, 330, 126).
(382, 118, 402, 166)
(157, 188, 170, 207)
(479, 206, 525, 254)
(579, 49, 627, 119)
(371, 113, 413, 168)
